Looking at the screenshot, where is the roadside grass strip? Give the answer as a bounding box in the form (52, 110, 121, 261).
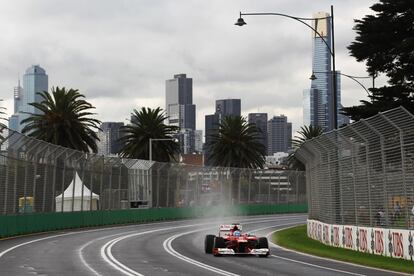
(272, 225, 414, 274)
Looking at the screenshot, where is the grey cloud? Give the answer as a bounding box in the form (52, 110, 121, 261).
(0, 0, 381, 136)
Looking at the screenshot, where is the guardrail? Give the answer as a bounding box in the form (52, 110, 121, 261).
(0, 203, 307, 238)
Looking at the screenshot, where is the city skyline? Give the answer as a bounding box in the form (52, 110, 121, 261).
(0, 1, 383, 137)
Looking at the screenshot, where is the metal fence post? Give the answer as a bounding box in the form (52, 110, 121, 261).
(166, 167, 170, 207)
(295, 170, 299, 204)
(349, 125, 373, 226)
(238, 168, 242, 204)
(99, 157, 104, 210)
(42, 147, 59, 212)
(118, 164, 122, 210)
(61, 151, 77, 212)
(381, 114, 410, 228)
(361, 119, 390, 227)
(247, 169, 252, 204)
(267, 170, 271, 204)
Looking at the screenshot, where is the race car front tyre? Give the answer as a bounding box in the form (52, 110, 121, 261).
(213, 237, 226, 256)
(257, 237, 269, 258)
(257, 237, 269, 249)
(205, 235, 215, 254)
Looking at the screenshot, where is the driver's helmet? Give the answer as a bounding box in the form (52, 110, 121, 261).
(234, 230, 241, 237)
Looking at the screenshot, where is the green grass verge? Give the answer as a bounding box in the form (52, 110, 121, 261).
(273, 225, 414, 274)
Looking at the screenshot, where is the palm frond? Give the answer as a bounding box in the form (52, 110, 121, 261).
(288, 125, 323, 169)
(207, 116, 265, 169)
(21, 87, 101, 153)
(118, 107, 180, 162)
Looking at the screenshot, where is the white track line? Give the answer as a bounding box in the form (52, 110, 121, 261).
(0, 230, 98, 258)
(246, 224, 368, 276)
(101, 222, 214, 276)
(267, 226, 410, 276)
(79, 231, 139, 276)
(0, 219, 194, 259)
(266, 226, 367, 276)
(164, 230, 239, 276)
(270, 254, 365, 276)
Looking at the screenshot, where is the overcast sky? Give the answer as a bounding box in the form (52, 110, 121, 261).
(0, 0, 382, 138)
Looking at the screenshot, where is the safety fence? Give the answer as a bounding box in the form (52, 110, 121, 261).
(0, 203, 307, 238)
(0, 128, 306, 216)
(296, 106, 414, 230)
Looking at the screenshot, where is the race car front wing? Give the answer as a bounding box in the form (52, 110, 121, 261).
(215, 248, 269, 255)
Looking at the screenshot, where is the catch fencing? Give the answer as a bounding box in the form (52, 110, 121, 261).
(296, 106, 414, 229)
(0, 128, 306, 215)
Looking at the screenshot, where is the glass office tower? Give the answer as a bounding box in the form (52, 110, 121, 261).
(305, 12, 343, 131)
(9, 65, 48, 132)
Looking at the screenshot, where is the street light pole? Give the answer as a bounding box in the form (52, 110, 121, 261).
(236, 5, 338, 129)
(330, 5, 337, 130)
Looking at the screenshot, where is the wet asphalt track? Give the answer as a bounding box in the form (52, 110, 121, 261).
(0, 214, 404, 276)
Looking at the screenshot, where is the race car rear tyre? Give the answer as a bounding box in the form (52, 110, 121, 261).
(205, 235, 215, 254)
(213, 237, 226, 256)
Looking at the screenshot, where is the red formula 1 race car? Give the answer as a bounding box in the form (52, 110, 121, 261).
(204, 223, 269, 257)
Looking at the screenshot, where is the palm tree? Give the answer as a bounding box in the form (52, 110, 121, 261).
(287, 125, 324, 170)
(119, 107, 179, 162)
(21, 87, 101, 153)
(207, 116, 266, 169)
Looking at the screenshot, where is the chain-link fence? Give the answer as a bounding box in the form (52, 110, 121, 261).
(0, 127, 306, 215)
(296, 106, 414, 229)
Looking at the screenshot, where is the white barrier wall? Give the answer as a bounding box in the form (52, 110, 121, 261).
(307, 219, 414, 261)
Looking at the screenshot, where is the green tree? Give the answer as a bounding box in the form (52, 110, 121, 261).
(207, 116, 266, 169)
(21, 87, 101, 153)
(287, 125, 324, 170)
(342, 0, 414, 120)
(119, 107, 179, 162)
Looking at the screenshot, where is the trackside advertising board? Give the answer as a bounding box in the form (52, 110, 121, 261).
(307, 219, 414, 261)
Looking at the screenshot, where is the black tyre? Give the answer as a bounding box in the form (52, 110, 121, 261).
(205, 235, 215, 254)
(213, 237, 226, 256)
(257, 237, 269, 258)
(257, 237, 269, 249)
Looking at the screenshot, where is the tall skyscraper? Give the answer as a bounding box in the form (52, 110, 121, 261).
(9, 65, 48, 132)
(97, 122, 124, 156)
(9, 79, 23, 132)
(268, 115, 292, 154)
(303, 12, 344, 131)
(165, 74, 198, 154)
(215, 99, 241, 118)
(303, 86, 320, 127)
(204, 113, 220, 165)
(13, 79, 23, 114)
(194, 130, 203, 153)
(248, 113, 268, 155)
(204, 99, 241, 165)
(165, 74, 195, 130)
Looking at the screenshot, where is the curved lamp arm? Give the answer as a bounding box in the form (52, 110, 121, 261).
(311, 71, 371, 95)
(238, 12, 333, 56)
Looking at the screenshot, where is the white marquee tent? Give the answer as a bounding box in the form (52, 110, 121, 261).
(55, 172, 99, 212)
